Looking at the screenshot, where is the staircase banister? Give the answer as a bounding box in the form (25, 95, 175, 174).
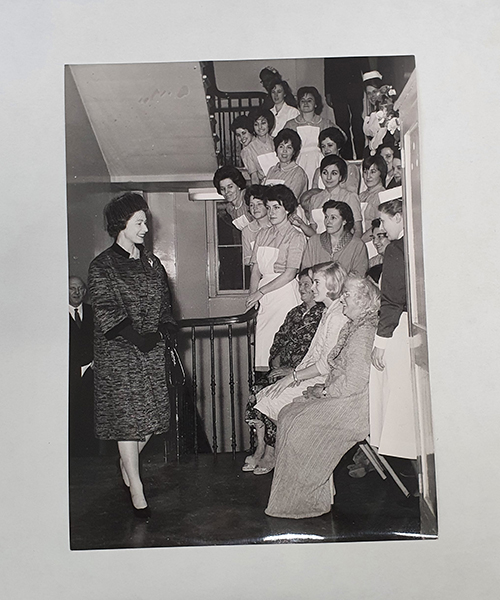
(178, 306, 258, 329)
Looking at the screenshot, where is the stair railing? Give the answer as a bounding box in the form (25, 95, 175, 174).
(166, 307, 258, 461)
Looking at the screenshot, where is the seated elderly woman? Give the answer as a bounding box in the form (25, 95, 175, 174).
(264, 128, 308, 201)
(213, 165, 253, 231)
(244, 268, 324, 461)
(301, 200, 368, 276)
(265, 275, 380, 519)
(241, 107, 278, 184)
(244, 262, 348, 474)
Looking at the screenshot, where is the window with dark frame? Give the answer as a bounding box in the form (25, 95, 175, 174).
(215, 201, 250, 293)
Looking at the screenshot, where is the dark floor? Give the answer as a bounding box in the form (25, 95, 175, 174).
(69, 445, 422, 551)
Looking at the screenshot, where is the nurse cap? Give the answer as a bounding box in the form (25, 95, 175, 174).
(362, 70, 383, 82)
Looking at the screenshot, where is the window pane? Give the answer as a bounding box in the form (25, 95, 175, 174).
(217, 204, 242, 246)
(215, 202, 249, 292)
(219, 246, 243, 290)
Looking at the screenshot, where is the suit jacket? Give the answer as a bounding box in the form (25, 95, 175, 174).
(69, 303, 94, 379)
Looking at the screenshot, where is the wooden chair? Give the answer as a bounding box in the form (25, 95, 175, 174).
(329, 440, 411, 504)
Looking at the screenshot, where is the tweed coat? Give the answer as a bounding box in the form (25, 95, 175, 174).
(88, 243, 176, 440)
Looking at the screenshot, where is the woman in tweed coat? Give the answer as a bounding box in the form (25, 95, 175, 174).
(88, 193, 177, 516)
(265, 275, 380, 519)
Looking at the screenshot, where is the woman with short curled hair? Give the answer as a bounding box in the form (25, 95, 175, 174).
(246, 185, 306, 372)
(284, 86, 335, 187)
(359, 154, 387, 233)
(88, 193, 177, 517)
(302, 154, 362, 238)
(301, 200, 368, 276)
(265, 275, 380, 519)
(264, 128, 308, 200)
(266, 78, 300, 135)
(213, 165, 252, 231)
(241, 107, 278, 184)
(241, 184, 271, 266)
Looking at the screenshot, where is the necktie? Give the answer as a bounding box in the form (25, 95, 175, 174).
(74, 308, 82, 328)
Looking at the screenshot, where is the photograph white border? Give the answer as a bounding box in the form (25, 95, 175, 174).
(2, 1, 499, 598)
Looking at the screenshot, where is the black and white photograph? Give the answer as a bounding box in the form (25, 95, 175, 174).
(67, 56, 436, 550)
(2, 1, 500, 598)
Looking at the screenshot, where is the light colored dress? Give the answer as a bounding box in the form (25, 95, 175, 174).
(284, 115, 334, 187)
(271, 103, 300, 135)
(265, 311, 377, 519)
(359, 184, 385, 232)
(303, 188, 362, 234)
(254, 299, 347, 419)
(241, 137, 278, 183)
(264, 161, 308, 200)
(301, 232, 368, 277)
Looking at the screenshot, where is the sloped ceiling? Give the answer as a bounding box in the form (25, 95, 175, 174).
(69, 62, 218, 184)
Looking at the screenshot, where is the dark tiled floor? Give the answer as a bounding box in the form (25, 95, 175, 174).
(69, 446, 423, 551)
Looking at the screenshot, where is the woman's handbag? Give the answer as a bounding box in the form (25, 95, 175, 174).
(165, 340, 186, 387)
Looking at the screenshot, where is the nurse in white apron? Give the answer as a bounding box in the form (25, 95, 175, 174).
(213, 165, 253, 231)
(369, 199, 417, 460)
(241, 185, 271, 266)
(241, 108, 278, 185)
(306, 155, 363, 238)
(283, 87, 334, 188)
(246, 185, 306, 371)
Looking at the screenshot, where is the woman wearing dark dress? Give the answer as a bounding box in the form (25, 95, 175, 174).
(88, 193, 177, 516)
(369, 199, 417, 460)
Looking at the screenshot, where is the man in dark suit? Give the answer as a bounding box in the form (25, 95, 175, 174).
(69, 276, 97, 456)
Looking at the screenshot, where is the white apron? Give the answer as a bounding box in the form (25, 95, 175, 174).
(254, 246, 300, 369)
(369, 312, 417, 459)
(257, 152, 279, 177)
(296, 125, 323, 187)
(232, 214, 251, 231)
(311, 207, 326, 233)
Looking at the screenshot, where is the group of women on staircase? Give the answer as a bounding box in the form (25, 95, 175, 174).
(209, 65, 416, 519)
(82, 65, 416, 521)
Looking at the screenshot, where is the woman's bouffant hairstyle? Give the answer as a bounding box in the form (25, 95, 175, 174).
(322, 200, 355, 233)
(318, 126, 347, 152)
(297, 86, 323, 115)
(244, 184, 268, 206)
(213, 165, 247, 194)
(263, 184, 297, 215)
(230, 115, 254, 135)
(362, 154, 388, 186)
(378, 198, 403, 216)
(342, 274, 381, 314)
(104, 193, 149, 239)
(320, 154, 348, 183)
(248, 106, 276, 134)
(311, 261, 347, 301)
(268, 78, 298, 107)
(273, 128, 302, 161)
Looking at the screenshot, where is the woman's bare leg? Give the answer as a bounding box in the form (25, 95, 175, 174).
(119, 434, 152, 487)
(118, 441, 147, 509)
